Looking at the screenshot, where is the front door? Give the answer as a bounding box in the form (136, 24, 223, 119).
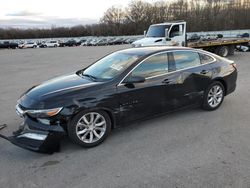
(166, 24, 186, 47)
(116, 52, 169, 124)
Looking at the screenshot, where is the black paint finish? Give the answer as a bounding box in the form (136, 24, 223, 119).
(0, 47, 237, 153)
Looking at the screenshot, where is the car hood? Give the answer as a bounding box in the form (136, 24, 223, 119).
(132, 37, 164, 46)
(25, 73, 100, 101)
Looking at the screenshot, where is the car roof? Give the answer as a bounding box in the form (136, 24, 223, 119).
(117, 46, 195, 56)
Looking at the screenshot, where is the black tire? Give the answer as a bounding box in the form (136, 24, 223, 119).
(228, 45, 235, 56)
(68, 110, 111, 147)
(215, 46, 229, 57)
(33, 45, 37, 48)
(202, 81, 225, 111)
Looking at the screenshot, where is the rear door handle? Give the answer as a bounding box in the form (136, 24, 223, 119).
(162, 79, 173, 84)
(200, 70, 209, 74)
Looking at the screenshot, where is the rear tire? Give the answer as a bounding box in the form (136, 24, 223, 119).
(202, 81, 225, 111)
(68, 110, 111, 147)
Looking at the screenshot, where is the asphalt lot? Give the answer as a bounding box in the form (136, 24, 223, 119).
(0, 46, 250, 188)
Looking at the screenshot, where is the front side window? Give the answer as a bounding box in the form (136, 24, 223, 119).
(173, 51, 201, 70)
(169, 25, 183, 38)
(130, 53, 168, 78)
(83, 52, 141, 81)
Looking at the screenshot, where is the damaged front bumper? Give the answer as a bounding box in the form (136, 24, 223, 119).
(0, 116, 66, 154)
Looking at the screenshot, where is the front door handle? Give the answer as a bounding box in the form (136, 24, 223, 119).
(200, 70, 209, 74)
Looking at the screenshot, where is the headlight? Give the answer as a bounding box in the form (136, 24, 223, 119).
(26, 107, 63, 118)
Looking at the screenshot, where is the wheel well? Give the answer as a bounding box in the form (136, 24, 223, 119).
(65, 107, 116, 133)
(213, 78, 227, 95)
(103, 109, 115, 130)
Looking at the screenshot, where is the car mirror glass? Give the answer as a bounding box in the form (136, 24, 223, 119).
(123, 76, 145, 84)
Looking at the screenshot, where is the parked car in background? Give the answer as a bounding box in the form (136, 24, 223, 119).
(96, 38, 108, 46)
(81, 38, 93, 46)
(236, 43, 250, 52)
(200, 34, 219, 41)
(89, 38, 100, 46)
(40, 40, 59, 48)
(124, 38, 136, 44)
(108, 37, 125, 45)
(64, 39, 79, 47)
(0, 41, 18, 49)
(188, 34, 201, 42)
(217, 34, 224, 38)
(58, 40, 66, 47)
(19, 42, 37, 48)
(237, 33, 250, 38)
(77, 39, 87, 46)
(0, 46, 237, 153)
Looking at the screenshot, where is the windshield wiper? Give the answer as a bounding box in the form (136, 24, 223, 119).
(81, 73, 98, 81)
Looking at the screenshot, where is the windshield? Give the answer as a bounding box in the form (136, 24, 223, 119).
(146, 25, 170, 37)
(82, 52, 141, 81)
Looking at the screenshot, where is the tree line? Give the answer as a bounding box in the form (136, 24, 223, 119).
(0, 0, 250, 39)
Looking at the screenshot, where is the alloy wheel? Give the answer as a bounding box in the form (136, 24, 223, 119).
(207, 85, 223, 108)
(76, 112, 106, 144)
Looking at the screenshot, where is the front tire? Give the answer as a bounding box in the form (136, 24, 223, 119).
(68, 110, 111, 147)
(202, 81, 225, 111)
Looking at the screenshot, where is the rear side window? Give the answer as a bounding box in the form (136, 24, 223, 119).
(173, 51, 201, 70)
(131, 53, 168, 78)
(199, 53, 214, 64)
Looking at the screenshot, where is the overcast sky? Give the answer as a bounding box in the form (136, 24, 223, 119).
(0, 0, 160, 28)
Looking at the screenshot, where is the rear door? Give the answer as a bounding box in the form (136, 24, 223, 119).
(169, 50, 213, 107)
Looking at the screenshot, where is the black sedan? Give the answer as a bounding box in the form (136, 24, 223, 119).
(0, 41, 18, 49)
(0, 47, 237, 153)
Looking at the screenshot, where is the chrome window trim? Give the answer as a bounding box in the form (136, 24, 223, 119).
(117, 49, 216, 86)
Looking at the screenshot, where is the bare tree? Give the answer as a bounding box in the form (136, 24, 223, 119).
(0, 0, 250, 39)
(101, 6, 125, 35)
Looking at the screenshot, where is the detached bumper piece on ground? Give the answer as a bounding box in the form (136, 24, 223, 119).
(0, 117, 65, 154)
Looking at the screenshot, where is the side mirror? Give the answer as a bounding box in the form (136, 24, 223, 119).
(165, 28, 169, 38)
(165, 28, 171, 41)
(144, 30, 147, 37)
(123, 76, 145, 84)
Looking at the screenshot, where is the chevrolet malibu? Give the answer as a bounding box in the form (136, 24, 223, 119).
(0, 46, 237, 153)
